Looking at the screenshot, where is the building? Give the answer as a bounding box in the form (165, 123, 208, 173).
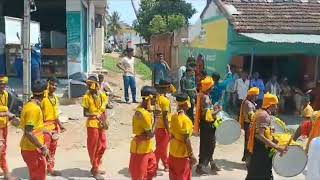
(186, 0, 320, 86)
(0, 0, 107, 78)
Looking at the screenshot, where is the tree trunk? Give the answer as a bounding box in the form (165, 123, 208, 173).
(131, 0, 138, 18)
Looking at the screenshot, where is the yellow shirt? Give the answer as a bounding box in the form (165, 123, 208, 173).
(0, 91, 9, 128)
(156, 95, 171, 129)
(41, 93, 59, 131)
(20, 101, 45, 151)
(130, 107, 155, 154)
(81, 92, 108, 128)
(169, 112, 193, 158)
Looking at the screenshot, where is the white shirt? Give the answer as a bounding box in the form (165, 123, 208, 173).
(307, 137, 320, 180)
(120, 56, 135, 76)
(234, 78, 250, 100)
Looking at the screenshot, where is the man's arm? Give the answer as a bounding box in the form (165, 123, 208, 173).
(24, 125, 43, 148)
(184, 134, 197, 165)
(163, 111, 170, 132)
(116, 61, 126, 72)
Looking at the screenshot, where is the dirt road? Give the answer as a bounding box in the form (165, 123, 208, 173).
(4, 70, 305, 180)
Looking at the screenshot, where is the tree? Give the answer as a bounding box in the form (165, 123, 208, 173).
(133, 0, 196, 41)
(108, 11, 121, 45)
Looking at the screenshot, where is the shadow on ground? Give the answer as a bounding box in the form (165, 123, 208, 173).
(12, 167, 29, 179)
(118, 168, 130, 178)
(215, 159, 246, 171)
(60, 168, 91, 178)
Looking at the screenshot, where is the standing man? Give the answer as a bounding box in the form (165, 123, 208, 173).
(0, 76, 19, 180)
(265, 75, 281, 98)
(234, 72, 250, 115)
(180, 68, 196, 122)
(194, 77, 221, 175)
(153, 53, 170, 87)
(239, 87, 259, 162)
(117, 48, 137, 104)
(129, 86, 159, 180)
(210, 64, 233, 106)
(20, 80, 49, 180)
(195, 54, 205, 90)
(169, 93, 197, 180)
(250, 72, 265, 108)
(224, 65, 239, 114)
(154, 80, 175, 172)
(41, 77, 66, 176)
(0, 33, 5, 75)
(246, 93, 286, 180)
(82, 76, 109, 180)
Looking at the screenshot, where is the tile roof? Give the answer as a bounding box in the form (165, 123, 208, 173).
(220, 0, 320, 34)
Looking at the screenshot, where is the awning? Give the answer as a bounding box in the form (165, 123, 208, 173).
(240, 33, 320, 44)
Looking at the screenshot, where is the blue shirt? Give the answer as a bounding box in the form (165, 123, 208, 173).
(250, 79, 265, 99)
(210, 73, 233, 105)
(153, 62, 168, 84)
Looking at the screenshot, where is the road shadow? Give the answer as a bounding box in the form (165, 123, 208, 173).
(12, 167, 29, 179)
(215, 159, 246, 171)
(60, 168, 91, 178)
(118, 167, 130, 178)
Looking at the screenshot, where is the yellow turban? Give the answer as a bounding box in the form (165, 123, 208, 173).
(303, 104, 314, 118)
(262, 93, 279, 109)
(247, 87, 260, 96)
(0, 76, 8, 84)
(200, 76, 214, 92)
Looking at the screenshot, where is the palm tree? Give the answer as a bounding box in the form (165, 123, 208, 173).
(108, 11, 121, 45)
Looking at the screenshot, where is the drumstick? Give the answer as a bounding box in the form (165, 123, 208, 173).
(285, 134, 294, 149)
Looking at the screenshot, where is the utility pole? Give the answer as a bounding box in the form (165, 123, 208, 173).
(23, 0, 31, 102)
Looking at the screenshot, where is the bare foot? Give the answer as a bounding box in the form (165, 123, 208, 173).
(93, 174, 105, 180)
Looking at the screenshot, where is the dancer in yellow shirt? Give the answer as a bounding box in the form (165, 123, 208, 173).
(129, 86, 159, 180)
(41, 77, 66, 176)
(169, 93, 196, 180)
(82, 76, 109, 180)
(20, 79, 49, 180)
(154, 79, 175, 171)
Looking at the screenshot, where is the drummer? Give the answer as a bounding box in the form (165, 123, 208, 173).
(41, 77, 66, 176)
(194, 76, 221, 175)
(293, 97, 314, 141)
(169, 93, 196, 180)
(239, 87, 259, 162)
(246, 93, 287, 180)
(306, 111, 320, 152)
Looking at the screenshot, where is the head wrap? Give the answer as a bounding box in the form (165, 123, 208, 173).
(141, 86, 158, 110)
(0, 76, 8, 84)
(32, 79, 47, 95)
(176, 93, 191, 109)
(86, 76, 99, 91)
(262, 93, 279, 109)
(157, 79, 176, 93)
(200, 76, 214, 93)
(303, 104, 314, 118)
(247, 87, 260, 96)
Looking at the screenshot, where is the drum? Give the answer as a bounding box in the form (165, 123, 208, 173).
(272, 145, 307, 177)
(271, 116, 287, 134)
(215, 111, 241, 145)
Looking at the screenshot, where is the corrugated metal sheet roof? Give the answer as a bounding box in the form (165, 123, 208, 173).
(240, 33, 320, 44)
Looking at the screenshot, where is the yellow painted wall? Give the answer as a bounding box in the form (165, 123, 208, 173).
(191, 17, 228, 51)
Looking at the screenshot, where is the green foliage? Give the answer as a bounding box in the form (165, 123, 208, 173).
(149, 15, 167, 34)
(103, 55, 152, 80)
(167, 14, 186, 32)
(133, 0, 196, 41)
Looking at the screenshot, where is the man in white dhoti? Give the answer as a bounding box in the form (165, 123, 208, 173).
(307, 137, 320, 180)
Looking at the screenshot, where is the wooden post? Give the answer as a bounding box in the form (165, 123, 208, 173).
(315, 56, 319, 83)
(250, 49, 254, 77)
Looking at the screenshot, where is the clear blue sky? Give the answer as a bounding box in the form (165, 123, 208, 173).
(108, 0, 207, 26)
